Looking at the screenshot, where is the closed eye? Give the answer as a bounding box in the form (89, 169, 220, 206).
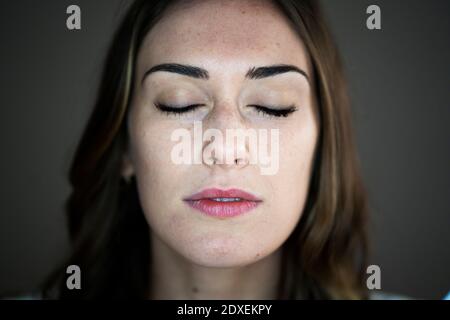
(248, 104, 298, 118)
(154, 102, 203, 114)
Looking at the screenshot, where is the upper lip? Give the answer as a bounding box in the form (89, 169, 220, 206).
(183, 188, 262, 202)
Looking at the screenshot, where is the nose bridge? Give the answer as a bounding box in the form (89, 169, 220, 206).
(205, 98, 243, 131)
(202, 100, 250, 169)
(203, 63, 247, 130)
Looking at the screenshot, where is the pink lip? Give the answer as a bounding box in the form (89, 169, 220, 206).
(183, 188, 262, 218)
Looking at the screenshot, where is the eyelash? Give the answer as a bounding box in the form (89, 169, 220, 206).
(247, 104, 298, 118)
(154, 102, 298, 118)
(154, 103, 202, 116)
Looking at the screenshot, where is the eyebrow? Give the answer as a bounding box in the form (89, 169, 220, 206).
(141, 63, 310, 84)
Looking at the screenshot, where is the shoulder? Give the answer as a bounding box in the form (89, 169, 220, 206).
(368, 291, 414, 300)
(1, 291, 44, 300)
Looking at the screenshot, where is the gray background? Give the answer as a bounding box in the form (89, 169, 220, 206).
(0, 0, 449, 299)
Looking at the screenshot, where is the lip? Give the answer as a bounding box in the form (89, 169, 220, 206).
(183, 188, 262, 218)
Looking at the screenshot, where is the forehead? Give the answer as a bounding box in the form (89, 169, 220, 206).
(137, 0, 311, 78)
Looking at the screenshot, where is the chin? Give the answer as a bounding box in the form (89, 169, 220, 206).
(178, 234, 271, 268)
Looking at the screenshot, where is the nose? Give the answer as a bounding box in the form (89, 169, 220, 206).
(201, 102, 250, 171)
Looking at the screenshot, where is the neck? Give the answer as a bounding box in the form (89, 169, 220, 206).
(149, 233, 282, 300)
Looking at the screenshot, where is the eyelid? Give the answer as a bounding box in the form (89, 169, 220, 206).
(248, 104, 298, 117)
(154, 102, 203, 113)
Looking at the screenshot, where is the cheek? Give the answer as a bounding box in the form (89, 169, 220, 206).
(131, 133, 170, 194)
(129, 120, 195, 262)
(128, 116, 183, 215)
(271, 115, 318, 221)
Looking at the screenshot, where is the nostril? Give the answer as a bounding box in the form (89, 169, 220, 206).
(234, 158, 247, 166)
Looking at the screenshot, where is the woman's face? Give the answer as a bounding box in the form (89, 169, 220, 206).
(126, 0, 319, 267)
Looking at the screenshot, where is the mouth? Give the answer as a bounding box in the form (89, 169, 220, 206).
(183, 188, 263, 218)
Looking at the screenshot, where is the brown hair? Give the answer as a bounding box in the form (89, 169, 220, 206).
(43, 0, 369, 299)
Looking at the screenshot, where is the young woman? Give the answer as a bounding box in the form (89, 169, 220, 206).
(43, 0, 370, 299)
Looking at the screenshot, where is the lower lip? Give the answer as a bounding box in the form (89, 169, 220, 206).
(184, 199, 261, 218)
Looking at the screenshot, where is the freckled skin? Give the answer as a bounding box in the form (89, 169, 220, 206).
(125, 0, 319, 293)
